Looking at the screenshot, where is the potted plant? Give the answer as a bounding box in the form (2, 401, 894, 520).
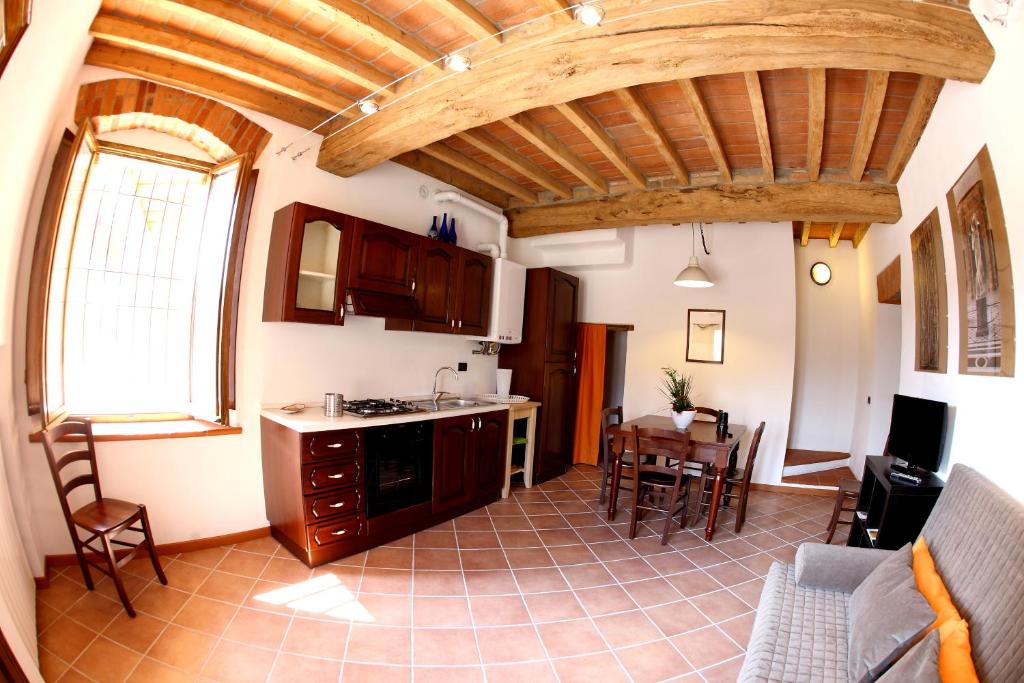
(661, 367, 697, 430)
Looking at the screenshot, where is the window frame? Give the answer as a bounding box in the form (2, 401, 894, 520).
(26, 125, 257, 434)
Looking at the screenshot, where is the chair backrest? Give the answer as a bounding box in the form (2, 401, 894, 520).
(600, 406, 623, 464)
(740, 421, 766, 486)
(694, 406, 720, 421)
(631, 426, 691, 486)
(40, 419, 102, 524)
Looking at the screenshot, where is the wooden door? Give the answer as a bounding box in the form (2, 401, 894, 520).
(412, 240, 458, 332)
(455, 251, 493, 336)
(475, 411, 508, 497)
(536, 362, 577, 482)
(348, 218, 419, 298)
(432, 415, 475, 513)
(263, 203, 350, 326)
(545, 270, 579, 362)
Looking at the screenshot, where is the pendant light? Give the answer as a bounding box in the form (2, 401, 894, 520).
(674, 224, 714, 288)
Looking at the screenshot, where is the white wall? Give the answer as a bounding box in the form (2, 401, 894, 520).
(515, 223, 797, 485)
(9, 64, 503, 562)
(851, 4, 1024, 499)
(788, 241, 861, 453)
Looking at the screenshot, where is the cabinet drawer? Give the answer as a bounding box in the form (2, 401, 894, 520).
(306, 431, 361, 461)
(308, 514, 365, 550)
(302, 458, 361, 494)
(305, 488, 363, 522)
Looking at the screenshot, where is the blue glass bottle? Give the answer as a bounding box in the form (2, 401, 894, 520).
(427, 215, 439, 239)
(448, 217, 458, 245)
(438, 213, 449, 242)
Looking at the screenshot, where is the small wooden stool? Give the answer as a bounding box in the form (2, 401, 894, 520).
(825, 477, 861, 544)
(502, 401, 541, 498)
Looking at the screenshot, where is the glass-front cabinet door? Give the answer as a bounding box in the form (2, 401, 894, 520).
(263, 203, 351, 325)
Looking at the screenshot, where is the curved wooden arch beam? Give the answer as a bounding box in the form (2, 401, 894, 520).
(318, 0, 992, 177)
(505, 183, 901, 237)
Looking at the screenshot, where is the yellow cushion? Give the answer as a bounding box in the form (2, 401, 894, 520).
(912, 538, 980, 682)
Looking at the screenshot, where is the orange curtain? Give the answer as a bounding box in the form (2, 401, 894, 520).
(572, 323, 607, 465)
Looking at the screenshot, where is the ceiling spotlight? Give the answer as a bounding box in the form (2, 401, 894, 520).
(444, 53, 472, 72)
(573, 3, 605, 27)
(358, 99, 379, 115)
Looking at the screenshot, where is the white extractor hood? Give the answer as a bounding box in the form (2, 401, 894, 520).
(467, 258, 526, 344)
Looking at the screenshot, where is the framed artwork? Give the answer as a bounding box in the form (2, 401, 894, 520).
(946, 146, 1015, 377)
(0, 0, 31, 80)
(686, 309, 725, 364)
(910, 208, 948, 373)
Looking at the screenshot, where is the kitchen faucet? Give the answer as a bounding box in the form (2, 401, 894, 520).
(432, 366, 459, 405)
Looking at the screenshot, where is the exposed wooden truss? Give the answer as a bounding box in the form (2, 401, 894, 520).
(89, 0, 992, 236)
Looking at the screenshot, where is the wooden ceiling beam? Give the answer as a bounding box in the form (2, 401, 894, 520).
(678, 78, 731, 183)
(291, 0, 440, 71)
(420, 0, 502, 46)
(807, 68, 826, 182)
(84, 43, 329, 130)
(886, 76, 944, 183)
(90, 15, 353, 113)
(503, 114, 608, 195)
(852, 223, 871, 248)
(393, 149, 511, 208)
(850, 71, 891, 181)
(798, 221, 811, 247)
(534, 0, 574, 22)
(455, 129, 573, 199)
(554, 101, 646, 191)
(744, 71, 774, 183)
(506, 183, 902, 237)
(156, 0, 394, 95)
(829, 223, 844, 248)
(421, 143, 538, 203)
(318, 0, 992, 177)
(616, 87, 689, 186)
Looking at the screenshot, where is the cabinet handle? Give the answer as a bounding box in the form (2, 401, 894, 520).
(326, 443, 344, 449)
(458, 320, 463, 329)
(411, 279, 417, 293)
(331, 529, 348, 536)
(328, 473, 345, 480)
(329, 501, 346, 508)
(573, 365, 577, 376)
(469, 418, 475, 432)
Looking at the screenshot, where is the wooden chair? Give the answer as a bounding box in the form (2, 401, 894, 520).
(41, 419, 167, 617)
(599, 406, 623, 504)
(825, 478, 861, 543)
(627, 426, 693, 545)
(686, 406, 720, 501)
(697, 421, 766, 532)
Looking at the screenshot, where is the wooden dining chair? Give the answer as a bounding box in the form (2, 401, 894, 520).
(687, 406, 720, 500)
(697, 421, 766, 533)
(41, 419, 167, 617)
(825, 478, 861, 543)
(599, 406, 624, 504)
(627, 426, 693, 545)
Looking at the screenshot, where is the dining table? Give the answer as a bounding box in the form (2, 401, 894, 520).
(607, 415, 747, 542)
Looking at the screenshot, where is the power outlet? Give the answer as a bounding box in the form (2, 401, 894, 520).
(457, 362, 468, 372)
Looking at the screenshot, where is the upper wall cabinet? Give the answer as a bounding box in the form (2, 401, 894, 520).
(347, 218, 421, 318)
(263, 203, 351, 325)
(455, 251, 493, 336)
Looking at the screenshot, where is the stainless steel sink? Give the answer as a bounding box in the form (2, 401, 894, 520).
(408, 398, 483, 412)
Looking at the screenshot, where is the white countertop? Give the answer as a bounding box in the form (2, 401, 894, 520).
(260, 400, 511, 433)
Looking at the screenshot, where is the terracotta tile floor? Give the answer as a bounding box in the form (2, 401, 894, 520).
(36, 465, 846, 682)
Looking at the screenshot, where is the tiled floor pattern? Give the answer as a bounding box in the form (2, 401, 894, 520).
(781, 466, 858, 487)
(36, 466, 847, 683)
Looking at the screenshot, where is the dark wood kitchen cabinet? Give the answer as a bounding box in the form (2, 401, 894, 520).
(263, 202, 352, 325)
(500, 268, 579, 483)
(347, 218, 421, 318)
(455, 250, 493, 336)
(432, 410, 509, 514)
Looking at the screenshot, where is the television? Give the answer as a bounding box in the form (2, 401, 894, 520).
(884, 394, 947, 473)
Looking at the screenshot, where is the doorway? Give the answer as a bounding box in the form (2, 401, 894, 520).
(603, 327, 629, 410)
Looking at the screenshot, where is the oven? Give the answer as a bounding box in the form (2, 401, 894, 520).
(364, 421, 434, 518)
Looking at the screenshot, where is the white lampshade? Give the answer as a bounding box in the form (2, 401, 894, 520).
(673, 256, 714, 288)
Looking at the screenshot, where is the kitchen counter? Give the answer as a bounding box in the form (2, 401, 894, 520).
(261, 400, 510, 433)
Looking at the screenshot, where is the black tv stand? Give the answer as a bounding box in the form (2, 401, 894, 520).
(848, 456, 944, 550)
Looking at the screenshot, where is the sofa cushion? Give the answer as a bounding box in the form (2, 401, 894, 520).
(877, 629, 940, 682)
(739, 562, 850, 683)
(795, 543, 894, 593)
(848, 544, 935, 683)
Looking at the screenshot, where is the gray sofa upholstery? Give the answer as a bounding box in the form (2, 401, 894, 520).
(739, 464, 1024, 682)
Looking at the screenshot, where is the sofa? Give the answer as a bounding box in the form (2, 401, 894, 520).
(739, 464, 1024, 682)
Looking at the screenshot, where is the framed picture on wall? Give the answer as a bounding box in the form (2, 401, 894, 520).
(685, 309, 725, 364)
(946, 146, 1015, 377)
(910, 208, 948, 373)
(0, 0, 31, 80)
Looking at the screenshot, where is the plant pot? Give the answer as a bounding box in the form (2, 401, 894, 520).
(671, 410, 697, 430)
